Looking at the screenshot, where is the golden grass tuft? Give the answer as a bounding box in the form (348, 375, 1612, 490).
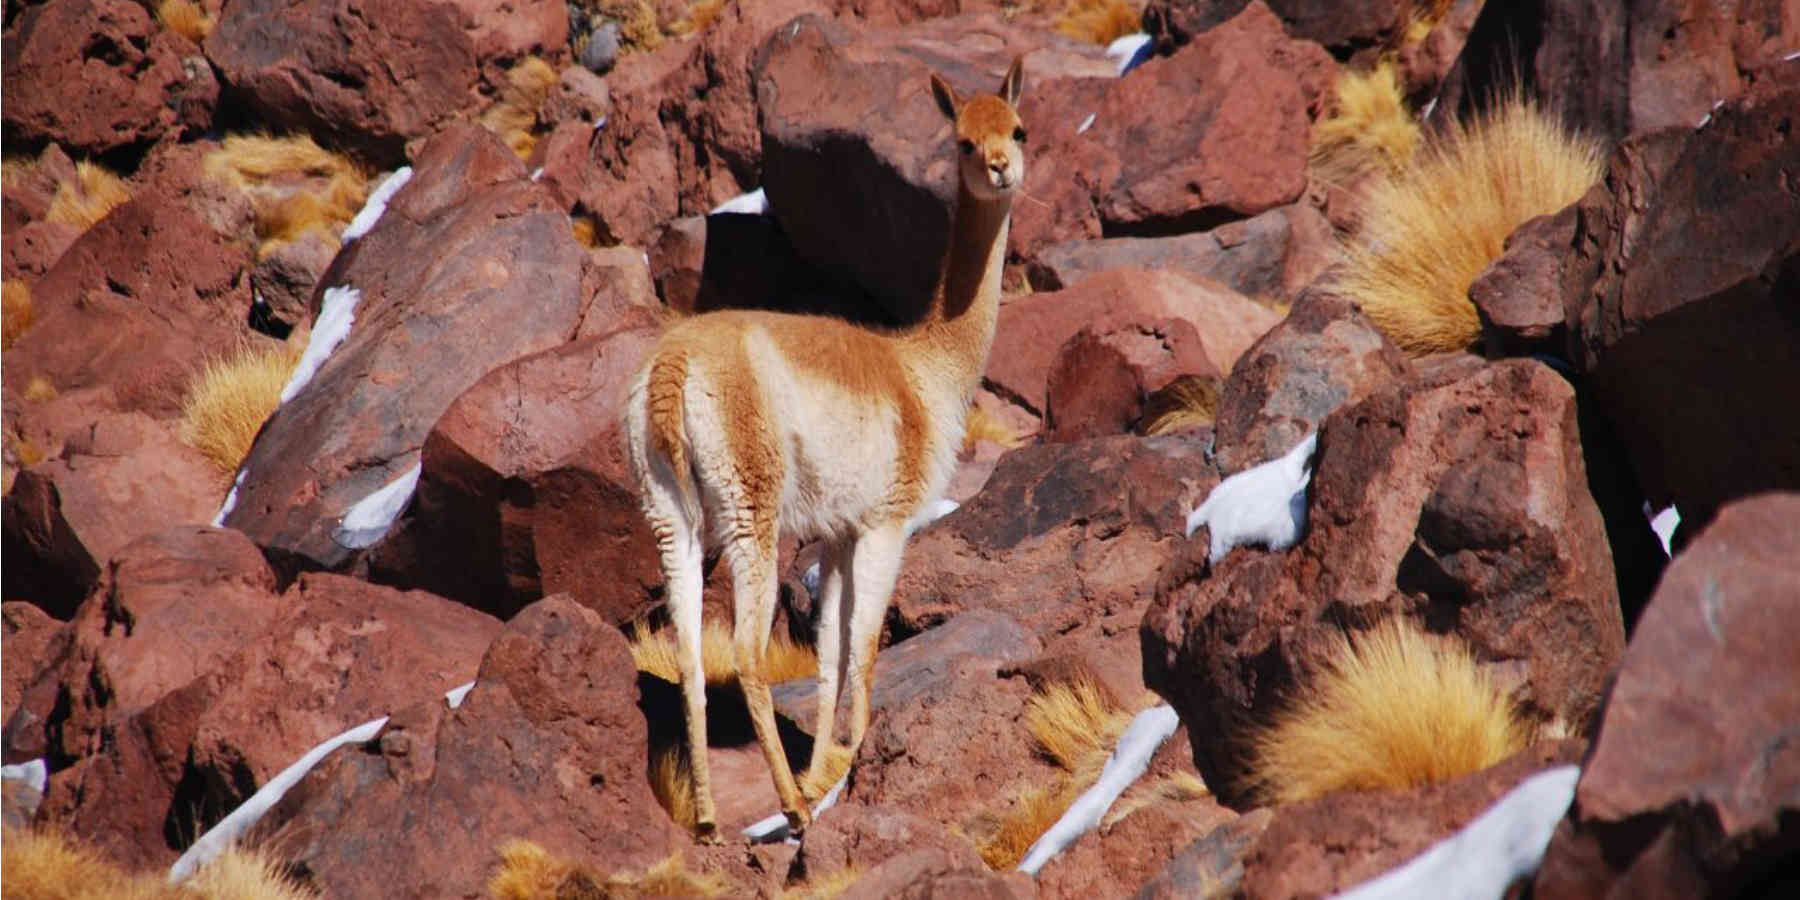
(178, 334, 308, 475)
(569, 213, 600, 248)
(647, 744, 700, 833)
(1101, 769, 1209, 828)
(480, 57, 558, 161)
(46, 161, 133, 230)
(3, 279, 33, 350)
(669, 0, 728, 37)
(157, 0, 214, 43)
(629, 619, 818, 686)
(1310, 61, 1422, 187)
(1, 825, 317, 900)
(1330, 95, 1604, 355)
(1402, 0, 1454, 47)
(972, 780, 1081, 871)
(775, 865, 865, 900)
(203, 133, 370, 253)
(1138, 374, 1222, 436)
(961, 403, 1026, 456)
(23, 375, 58, 404)
(1052, 0, 1144, 46)
(489, 839, 728, 900)
(1244, 618, 1532, 806)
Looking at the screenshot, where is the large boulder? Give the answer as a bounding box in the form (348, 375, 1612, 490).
(204, 0, 566, 166)
(221, 125, 631, 572)
(268, 595, 678, 899)
(1144, 359, 1625, 807)
(1145, 0, 1412, 56)
(1535, 493, 1800, 898)
(1563, 86, 1800, 524)
(1, 602, 65, 731)
(2, 0, 218, 155)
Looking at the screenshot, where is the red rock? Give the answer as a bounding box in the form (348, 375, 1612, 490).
(39, 572, 500, 870)
(842, 848, 1035, 899)
(1145, 359, 1624, 807)
(2, 602, 64, 728)
(989, 269, 1282, 422)
(267, 595, 678, 899)
(1043, 316, 1216, 442)
(1, 416, 225, 619)
(795, 804, 986, 884)
(1211, 289, 1410, 475)
(222, 125, 620, 571)
(249, 231, 336, 334)
(0, 144, 75, 229)
(753, 12, 1113, 320)
(532, 103, 679, 249)
(2, 0, 218, 155)
(1239, 741, 1585, 899)
(1566, 87, 1800, 523)
(2, 187, 258, 418)
(1534, 493, 1800, 899)
(372, 325, 662, 623)
(1, 221, 80, 282)
(1133, 808, 1273, 899)
(1469, 208, 1578, 358)
(1147, 0, 1410, 55)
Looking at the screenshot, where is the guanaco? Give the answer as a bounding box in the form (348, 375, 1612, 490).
(624, 58, 1028, 840)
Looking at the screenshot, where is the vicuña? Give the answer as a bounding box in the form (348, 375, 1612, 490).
(624, 58, 1029, 840)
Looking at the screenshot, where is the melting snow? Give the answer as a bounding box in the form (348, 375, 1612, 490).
(1077, 113, 1097, 135)
(1646, 503, 1681, 557)
(744, 774, 848, 844)
(1186, 431, 1319, 564)
(211, 467, 248, 528)
(1331, 765, 1581, 900)
(445, 680, 476, 709)
(1018, 704, 1182, 875)
(279, 286, 360, 404)
(1, 758, 46, 796)
(530, 166, 545, 182)
(711, 187, 770, 216)
(341, 167, 412, 242)
(1106, 33, 1153, 76)
(333, 461, 422, 550)
(169, 716, 390, 884)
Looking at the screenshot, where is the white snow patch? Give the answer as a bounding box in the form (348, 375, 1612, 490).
(743, 775, 848, 844)
(1646, 503, 1681, 557)
(907, 497, 960, 535)
(1786, 49, 1800, 62)
(594, 114, 609, 132)
(530, 166, 545, 182)
(211, 467, 248, 528)
(1421, 96, 1439, 121)
(332, 461, 422, 550)
(1186, 431, 1319, 564)
(1331, 765, 1581, 900)
(1106, 33, 1153, 76)
(1018, 704, 1181, 875)
(341, 167, 412, 242)
(1, 758, 47, 796)
(1697, 98, 1725, 128)
(710, 187, 770, 216)
(169, 716, 389, 884)
(445, 680, 476, 709)
(279, 285, 360, 404)
(1077, 112, 1097, 135)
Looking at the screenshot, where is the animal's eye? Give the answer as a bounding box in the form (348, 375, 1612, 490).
(1013, 126, 1027, 143)
(959, 139, 976, 155)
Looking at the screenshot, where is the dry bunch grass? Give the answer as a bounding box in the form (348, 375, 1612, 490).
(1402, 0, 1454, 46)
(961, 403, 1026, 456)
(1052, 0, 1143, 46)
(774, 865, 864, 900)
(1100, 769, 1209, 828)
(569, 213, 601, 248)
(157, 0, 214, 43)
(970, 677, 1136, 869)
(480, 57, 559, 161)
(46, 160, 133, 230)
(1, 825, 316, 900)
(202, 133, 370, 254)
(1243, 618, 1531, 806)
(23, 375, 58, 404)
(1330, 95, 1603, 355)
(1310, 60, 1421, 187)
(179, 333, 308, 476)
(629, 619, 818, 686)
(647, 744, 701, 833)
(489, 839, 730, 900)
(669, 0, 728, 37)
(1137, 374, 1222, 436)
(3, 279, 33, 350)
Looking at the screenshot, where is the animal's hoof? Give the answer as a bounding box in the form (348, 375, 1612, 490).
(695, 822, 724, 845)
(785, 808, 812, 836)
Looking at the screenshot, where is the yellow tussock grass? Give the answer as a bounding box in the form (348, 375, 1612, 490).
(670, 0, 728, 37)
(23, 375, 58, 404)
(3, 279, 33, 350)
(798, 741, 854, 804)
(970, 677, 1136, 869)
(480, 57, 558, 161)
(46, 161, 132, 230)
(11, 433, 47, 470)
(1138, 374, 1222, 436)
(179, 334, 308, 475)
(961, 403, 1025, 456)
(1100, 769, 1209, 828)
(648, 744, 700, 832)
(203, 133, 370, 253)
(1310, 61, 1422, 187)
(489, 839, 729, 900)
(569, 213, 600, 248)
(1331, 95, 1603, 355)
(1, 825, 317, 900)
(630, 619, 818, 686)
(775, 865, 864, 900)
(1402, 0, 1454, 47)
(1053, 0, 1143, 46)
(1244, 618, 1531, 806)
(157, 0, 214, 43)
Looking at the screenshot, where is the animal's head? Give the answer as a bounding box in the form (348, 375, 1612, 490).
(931, 57, 1027, 201)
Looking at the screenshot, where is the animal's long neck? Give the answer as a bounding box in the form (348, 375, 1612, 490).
(909, 181, 1012, 387)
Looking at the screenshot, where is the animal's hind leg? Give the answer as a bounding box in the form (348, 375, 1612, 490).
(649, 493, 716, 841)
(844, 523, 907, 754)
(804, 536, 852, 792)
(729, 525, 810, 833)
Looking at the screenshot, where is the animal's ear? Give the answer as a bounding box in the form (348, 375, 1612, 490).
(930, 73, 960, 121)
(1000, 56, 1025, 106)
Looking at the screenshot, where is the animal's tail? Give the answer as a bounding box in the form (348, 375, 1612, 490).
(644, 351, 698, 506)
